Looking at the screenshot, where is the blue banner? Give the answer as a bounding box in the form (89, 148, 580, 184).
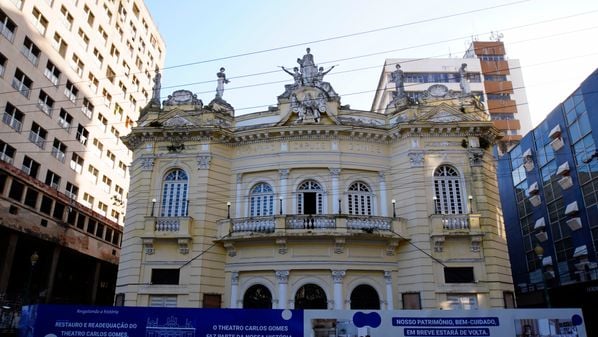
(19, 305, 303, 337)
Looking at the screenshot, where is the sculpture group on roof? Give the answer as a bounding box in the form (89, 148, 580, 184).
(279, 48, 339, 100)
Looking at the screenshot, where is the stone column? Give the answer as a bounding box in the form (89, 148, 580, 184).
(332, 270, 346, 309)
(44, 246, 62, 303)
(330, 168, 341, 214)
(230, 272, 239, 308)
(379, 172, 388, 216)
(279, 169, 289, 214)
(235, 174, 242, 218)
(276, 270, 289, 309)
(0, 233, 18, 294)
(384, 271, 394, 310)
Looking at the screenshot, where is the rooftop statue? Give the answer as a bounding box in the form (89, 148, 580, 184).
(216, 67, 230, 99)
(297, 48, 317, 85)
(281, 66, 302, 87)
(390, 64, 405, 98)
(151, 67, 161, 104)
(459, 63, 471, 95)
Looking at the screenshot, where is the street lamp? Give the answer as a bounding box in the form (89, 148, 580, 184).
(151, 198, 156, 217)
(468, 195, 473, 213)
(338, 199, 341, 215)
(391, 199, 396, 218)
(227, 202, 231, 219)
(279, 197, 283, 215)
(533, 244, 551, 308)
(433, 196, 439, 214)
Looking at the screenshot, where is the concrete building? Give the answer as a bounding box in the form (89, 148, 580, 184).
(0, 0, 164, 324)
(372, 40, 532, 151)
(497, 69, 598, 334)
(116, 49, 514, 310)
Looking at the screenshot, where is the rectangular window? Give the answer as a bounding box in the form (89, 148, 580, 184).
(84, 5, 95, 26)
(70, 53, 85, 77)
(118, 161, 127, 177)
(97, 113, 108, 131)
(402, 293, 422, 309)
(101, 175, 112, 193)
(149, 295, 177, 308)
(51, 138, 67, 162)
(106, 66, 116, 83)
(446, 294, 478, 310)
(37, 90, 54, 116)
(70, 153, 83, 173)
(76, 214, 86, 229)
(115, 185, 124, 198)
(111, 126, 120, 143)
(98, 201, 108, 216)
(83, 193, 94, 208)
(107, 151, 116, 168)
(87, 165, 99, 184)
(444, 267, 475, 283)
(52, 32, 68, 57)
(82, 98, 94, 119)
(12, 68, 33, 97)
(40, 195, 53, 215)
(95, 223, 104, 238)
(53, 202, 65, 220)
(8, 180, 24, 201)
(44, 60, 61, 86)
(76, 29, 89, 51)
(59, 5, 74, 30)
(31, 7, 48, 35)
(3, 102, 24, 132)
(24, 188, 38, 208)
(93, 48, 104, 68)
(104, 227, 113, 242)
(99, 26, 108, 46)
(45, 170, 61, 189)
(110, 210, 120, 222)
(65, 182, 78, 200)
(0, 9, 17, 42)
(92, 138, 103, 158)
(0, 141, 16, 164)
(64, 80, 78, 103)
(21, 36, 41, 65)
(22, 156, 40, 178)
(151, 269, 180, 285)
(76, 124, 89, 145)
(88, 73, 99, 93)
(58, 108, 72, 131)
(202, 294, 221, 308)
(29, 122, 47, 149)
(87, 219, 96, 234)
(0, 52, 6, 77)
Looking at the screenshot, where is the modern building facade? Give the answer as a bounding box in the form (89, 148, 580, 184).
(497, 69, 598, 333)
(372, 40, 532, 152)
(0, 0, 164, 326)
(117, 49, 514, 311)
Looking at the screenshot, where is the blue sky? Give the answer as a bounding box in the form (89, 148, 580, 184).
(145, 0, 598, 126)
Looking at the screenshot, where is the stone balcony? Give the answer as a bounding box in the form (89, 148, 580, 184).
(217, 214, 408, 257)
(141, 216, 193, 255)
(218, 214, 405, 237)
(430, 213, 483, 252)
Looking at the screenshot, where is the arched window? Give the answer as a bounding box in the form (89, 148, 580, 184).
(294, 284, 327, 309)
(434, 165, 464, 214)
(243, 284, 272, 309)
(161, 169, 188, 217)
(347, 181, 373, 215)
(297, 180, 323, 214)
(249, 183, 274, 216)
(350, 284, 380, 309)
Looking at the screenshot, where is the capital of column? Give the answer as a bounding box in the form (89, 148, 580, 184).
(331, 270, 346, 283)
(384, 271, 392, 284)
(276, 270, 289, 283)
(279, 169, 290, 179)
(378, 171, 387, 182)
(231, 271, 239, 285)
(329, 168, 341, 177)
(236, 173, 243, 184)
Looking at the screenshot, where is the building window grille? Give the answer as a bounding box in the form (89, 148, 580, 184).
(3, 102, 24, 132)
(434, 165, 464, 214)
(29, 122, 47, 149)
(249, 183, 274, 216)
(347, 181, 373, 215)
(161, 169, 188, 217)
(0, 140, 16, 164)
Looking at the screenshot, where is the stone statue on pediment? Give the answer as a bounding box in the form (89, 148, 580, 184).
(297, 47, 317, 85)
(151, 67, 161, 105)
(279, 48, 339, 101)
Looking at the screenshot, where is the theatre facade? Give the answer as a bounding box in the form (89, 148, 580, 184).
(116, 50, 513, 310)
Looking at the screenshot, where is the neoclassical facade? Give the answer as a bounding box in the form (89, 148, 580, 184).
(116, 51, 513, 310)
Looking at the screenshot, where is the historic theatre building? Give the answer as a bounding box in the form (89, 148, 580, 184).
(116, 49, 514, 310)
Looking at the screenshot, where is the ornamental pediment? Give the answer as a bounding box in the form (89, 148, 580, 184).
(277, 86, 340, 126)
(163, 115, 194, 127)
